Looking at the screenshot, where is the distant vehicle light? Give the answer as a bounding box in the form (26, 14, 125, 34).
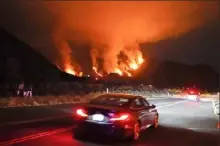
(190, 91, 194, 94)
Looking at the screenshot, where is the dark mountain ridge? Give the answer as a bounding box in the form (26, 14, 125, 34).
(150, 60, 219, 90)
(0, 28, 218, 95)
(0, 28, 83, 85)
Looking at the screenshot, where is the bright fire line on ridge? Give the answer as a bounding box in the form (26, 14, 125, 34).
(63, 48, 144, 77)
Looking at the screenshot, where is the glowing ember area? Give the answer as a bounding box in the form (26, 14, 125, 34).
(64, 64, 83, 77)
(137, 56, 144, 65)
(91, 50, 144, 77)
(65, 68, 76, 76)
(129, 62, 138, 70)
(118, 51, 145, 76)
(127, 72, 132, 77)
(114, 68, 123, 76)
(128, 54, 144, 71)
(79, 72, 83, 77)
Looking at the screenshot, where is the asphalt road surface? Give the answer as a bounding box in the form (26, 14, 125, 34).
(0, 97, 219, 146)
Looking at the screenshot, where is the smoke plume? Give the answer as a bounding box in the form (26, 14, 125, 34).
(44, 1, 218, 76)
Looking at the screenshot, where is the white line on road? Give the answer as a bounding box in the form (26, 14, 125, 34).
(187, 128, 220, 133)
(0, 100, 199, 145)
(154, 102, 177, 106)
(156, 100, 186, 109)
(0, 100, 186, 127)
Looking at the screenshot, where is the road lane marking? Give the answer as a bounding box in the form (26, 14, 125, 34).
(156, 100, 186, 109)
(0, 114, 73, 127)
(187, 128, 220, 132)
(0, 100, 197, 145)
(154, 102, 180, 106)
(0, 126, 74, 146)
(0, 100, 185, 127)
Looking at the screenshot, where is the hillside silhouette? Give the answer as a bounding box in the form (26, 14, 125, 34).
(0, 28, 218, 94)
(0, 28, 84, 84)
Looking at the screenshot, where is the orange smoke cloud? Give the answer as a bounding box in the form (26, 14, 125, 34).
(51, 22, 82, 76)
(44, 1, 219, 76)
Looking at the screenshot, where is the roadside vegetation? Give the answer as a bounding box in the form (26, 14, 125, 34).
(0, 83, 218, 108)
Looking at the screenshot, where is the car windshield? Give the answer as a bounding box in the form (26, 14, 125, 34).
(90, 95, 132, 107)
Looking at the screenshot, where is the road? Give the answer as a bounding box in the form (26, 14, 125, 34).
(0, 98, 219, 146)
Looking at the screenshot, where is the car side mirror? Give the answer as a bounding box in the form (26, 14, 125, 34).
(151, 104, 156, 108)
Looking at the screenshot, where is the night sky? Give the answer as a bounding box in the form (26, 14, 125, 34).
(0, 1, 219, 73)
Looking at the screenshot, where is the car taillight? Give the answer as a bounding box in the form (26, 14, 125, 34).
(76, 108, 88, 117)
(110, 113, 131, 121)
(190, 90, 194, 94)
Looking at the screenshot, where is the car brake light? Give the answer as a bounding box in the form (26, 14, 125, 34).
(190, 91, 194, 94)
(110, 113, 131, 121)
(76, 108, 88, 117)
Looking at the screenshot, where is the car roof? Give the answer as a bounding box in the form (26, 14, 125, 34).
(98, 93, 140, 99)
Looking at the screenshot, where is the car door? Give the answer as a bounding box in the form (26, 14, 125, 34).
(142, 98, 156, 124)
(130, 97, 148, 128)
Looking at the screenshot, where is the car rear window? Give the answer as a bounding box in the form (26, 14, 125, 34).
(90, 95, 132, 107)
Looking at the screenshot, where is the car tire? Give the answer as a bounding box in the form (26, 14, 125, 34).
(153, 114, 159, 128)
(128, 121, 141, 142)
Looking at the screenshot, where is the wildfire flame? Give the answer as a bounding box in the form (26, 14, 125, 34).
(117, 51, 144, 76)
(91, 49, 144, 77)
(92, 66, 103, 77)
(129, 54, 144, 71)
(127, 73, 132, 77)
(44, 2, 217, 78)
(137, 56, 144, 65)
(129, 62, 138, 70)
(62, 47, 144, 77)
(42, 2, 218, 78)
(64, 64, 83, 77)
(114, 68, 123, 76)
(65, 68, 76, 76)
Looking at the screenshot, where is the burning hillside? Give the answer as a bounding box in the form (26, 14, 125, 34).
(44, 1, 218, 77)
(0, 1, 218, 77)
(91, 44, 144, 77)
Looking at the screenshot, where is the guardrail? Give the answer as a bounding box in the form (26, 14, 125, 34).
(212, 94, 220, 128)
(212, 97, 219, 116)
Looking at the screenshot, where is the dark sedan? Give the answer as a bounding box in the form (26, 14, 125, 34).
(73, 94, 159, 141)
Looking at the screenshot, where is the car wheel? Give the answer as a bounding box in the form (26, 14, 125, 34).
(153, 115, 159, 128)
(130, 122, 141, 141)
